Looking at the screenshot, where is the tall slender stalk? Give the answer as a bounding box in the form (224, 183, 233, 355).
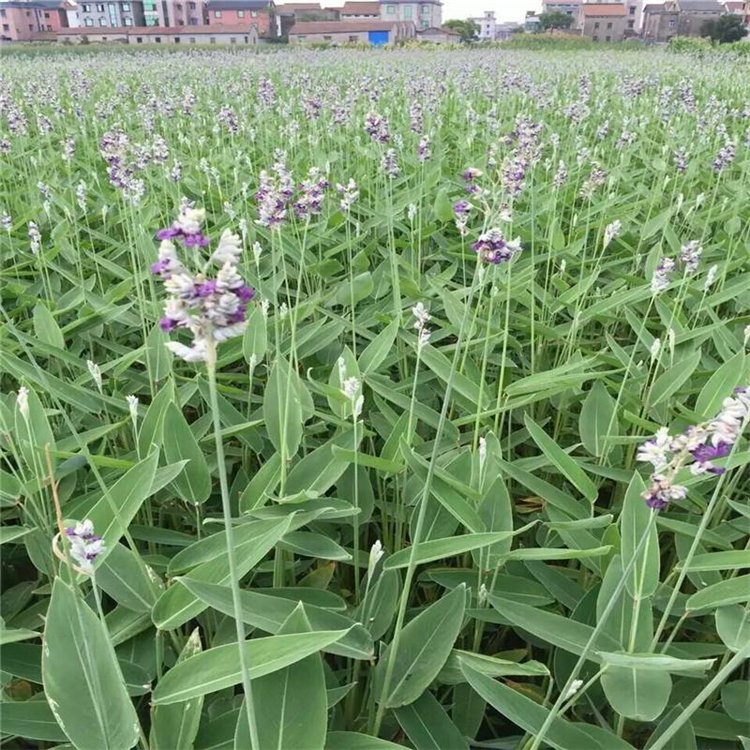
(206, 346, 259, 750)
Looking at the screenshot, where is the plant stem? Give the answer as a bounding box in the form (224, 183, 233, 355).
(206, 350, 259, 750)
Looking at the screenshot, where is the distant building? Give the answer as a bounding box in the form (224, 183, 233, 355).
(205, 0, 274, 33)
(276, 2, 337, 19)
(379, 0, 441, 30)
(1, 0, 73, 39)
(578, 2, 628, 40)
(287, 17, 413, 41)
(524, 10, 540, 30)
(722, 0, 743, 12)
(415, 22, 457, 40)
(673, 0, 723, 34)
(642, 2, 677, 39)
(468, 9, 495, 38)
(58, 21, 258, 39)
(339, 1, 379, 17)
(495, 19, 520, 37)
(72, 0, 146, 29)
(541, 0, 581, 18)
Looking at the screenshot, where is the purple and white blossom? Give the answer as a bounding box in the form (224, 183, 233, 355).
(471, 229, 522, 265)
(65, 519, 106, 573)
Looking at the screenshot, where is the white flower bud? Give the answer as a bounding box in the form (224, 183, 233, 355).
(87, 360, 103, 393)
(17, 387, 29, 419)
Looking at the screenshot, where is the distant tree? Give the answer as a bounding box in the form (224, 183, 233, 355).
(443, 19, 480, 42)
(539, 11, 574, 30)
(701, 14, 748, 43)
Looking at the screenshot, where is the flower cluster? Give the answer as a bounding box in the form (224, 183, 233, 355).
(364, 112, 390, 143)
(453, 200, 471, 237)
(255, 157, 294, 228)
(603, 220, 621, 248)
(638, 387, 750, 510)
(412, 301, 431, 348)
(651, 241, 703, 292)
(65, 519, 105, 573)
(294, 167, 329, 219)
(679, 240, 702, 275)
(336, 178, 359, 212)
(417, 135, 431, 163)
(381, 148, 399, 179)
(152, 208, 254, 362)
(712, 140, 735, 173)
(471, 229, 522, 265)
(156, 206, 210, 247)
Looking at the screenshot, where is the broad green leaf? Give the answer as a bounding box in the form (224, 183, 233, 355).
(579, 381, 618, 458)
(418, 343, 488, 410)
(377, 584, 466, 708)
(0, 699, 69, 742)
(461, 663, 632, 750)
(325, 732, 407, 749)
(150, 629, 204, 750)
(179, 577, 374, 660)
(13, 386, 56, 473)
(394, 690, 469, 750)
(279, 531, 351, 561)
(33, 302, 65, 349)
(722, 680, 750, 723)
(523, 415, 598, 502)
(716, 605, 750, 653)
(42, 579, 139, 750)
(137, 384, 173, 457)
(0, 625, 39, 645)
(96, 542, 161, 613)
(242, 605, 327, 750)
(597, 652, 714, 673)
(648, 349, 701, 408)
(264, 356, 304, 460)
(163, 403, 211, 504)
(475, 475, 513, 568)
(238, 453, 282, 513)
(285, 427, 359, 497)
(679, 550, 750, 572)
(695, 352, 747, 417)
(151, 630, 350, 705)
(242, 304, 268, 365)
(621, 472, 659, 599)
(503, 546, 611, 561)
(152, 516, 292, 630)
(489, 595, 620, 661)
(439, 649, 549, 685)
(85, 450, 159, 571)
(383, 528, 533, 571)
(358, 319, 399, 375)
(601, 665, 671, 721)
(686, 575, 750, 611)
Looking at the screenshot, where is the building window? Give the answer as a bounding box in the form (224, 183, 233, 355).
(403, 5, 412, 17)
(605, 34, 611, 40)
(386, 4, 395, 13)
(230, 36, 236, 41)
(251, 10, 257, 16)
(96, 3, 104, 10)
(124, 16, 132, 24)
(136, 35, 142, 40)
(175, 36, 180, 41)
(122, 2, 130, 9)
(0, 9, 5, 16)
(592, 33, 598, 39)
(629, 4, 635, 12)
(190, 35, 195, 41)
(155, 35, 161, 40)
(29, 23, 34, 30)
(237, 9, 244, 16)
(297, 34, 305, 38)
(421, 3, 429, 13)
(668, 18, 676, 27)
(348, 34, 357, 40)
(420, 18, 428, 27)
(99, 17, 107, 25)
(85, 17, 93, 25)
(607, 21, 612, 28)
(210, 35, 215, 42)
(214, 9, 221, 16)
(2, 23, 8, 31)
(189, 16, 197, 23)
(594, 21, 599, 27)
(323, 34, 331, 39)
(189, 1, 195, 7)
(244, 34, 248, 41)
(628, 19, 634, 26)
(44, 11, 50, 18)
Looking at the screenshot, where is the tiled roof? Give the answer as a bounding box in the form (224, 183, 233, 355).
(545, 0, 582, 4)
(580, 3, 627, 15)
(0, 0, 68, 8)
(289, 18, 396, 31)
(416, 25, 459, 34)
(276, 2, 322, 10)
(58, 23, 258, 33)
(205, 0, 272, 9)
(340, 1, 380, 14)
(676, 0, 723, 9)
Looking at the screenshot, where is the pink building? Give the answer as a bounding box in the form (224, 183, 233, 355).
(1, 0, 71, 40)
(205, 0, 274, 34)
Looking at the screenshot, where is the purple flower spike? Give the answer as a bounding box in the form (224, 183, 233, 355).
(159, 316, 177, 332)
(183, 233, 210, 248)
(157, 226, 180, 240)
(236, 285, 255, 302)
(151, 258, 170, 275)
(194, 280, 218, 297)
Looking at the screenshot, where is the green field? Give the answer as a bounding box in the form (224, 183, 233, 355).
(1, 47, 749, 750)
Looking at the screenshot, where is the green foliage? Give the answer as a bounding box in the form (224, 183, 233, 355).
(701, 14, 749, 43)
(442, 19, 480, 42)
(539, 11, 575, 30)
(1, 45, 749, 750)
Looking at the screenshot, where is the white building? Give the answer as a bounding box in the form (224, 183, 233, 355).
(469, 9, 496, 38)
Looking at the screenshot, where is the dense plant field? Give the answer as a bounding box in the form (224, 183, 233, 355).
(1, 47, 749, 750)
